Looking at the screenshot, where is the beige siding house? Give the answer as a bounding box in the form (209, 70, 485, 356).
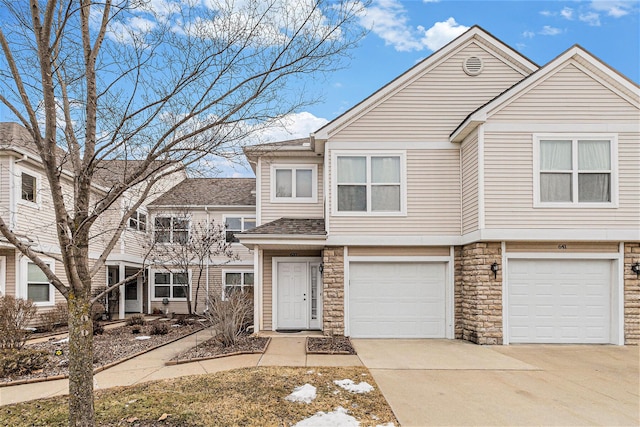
(240, 26, 640, 345)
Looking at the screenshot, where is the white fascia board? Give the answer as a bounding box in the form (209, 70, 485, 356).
(325, 235, 463, 246)
(148, 204, 256, 210)
(450, 118, 486, 143)
(461, 228, 640, 244)
(452, 47, 640, 141)
(316, 27, 537, 140)
(238, 235, 326, 244)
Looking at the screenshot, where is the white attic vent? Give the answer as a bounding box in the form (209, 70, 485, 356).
(463, 56, 483, 76)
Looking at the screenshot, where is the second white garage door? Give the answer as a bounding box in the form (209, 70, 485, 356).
(508, 259, 612, 344)
(349, 262, 446, 338)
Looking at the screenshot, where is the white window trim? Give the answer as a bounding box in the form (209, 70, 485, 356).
(222, 269, 254, 300)
(533, 134, 618, 208)
(270, 164, 318, 203)
(128, 209, 148, 232)
(150, 269, 192, 301)
(20, 256, 56, 307)
(153, 215, 190, 244)
(331, 150, 407, 216)
(222, 215, 256, 244)
(16, 167, 41, 209)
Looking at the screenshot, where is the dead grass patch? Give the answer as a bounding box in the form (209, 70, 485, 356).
(0, 366, 397, 426)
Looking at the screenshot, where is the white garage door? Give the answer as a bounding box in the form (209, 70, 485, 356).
(508, 259, 612, 344)
(349, 262, 446, 338)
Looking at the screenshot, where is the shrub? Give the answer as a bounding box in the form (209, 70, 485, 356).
(0, 348, 49, 377)
(204, 291, 253, 348)
(38, 302, 68, 332)
(0, 296, 38, 350)
(149, 323, 169, 335)
(130, 326, 142, 334)
(93, 321, 104, 335)
(126, 314, 145, 326)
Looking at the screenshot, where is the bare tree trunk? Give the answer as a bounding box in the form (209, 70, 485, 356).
(67, 290, 95, 427)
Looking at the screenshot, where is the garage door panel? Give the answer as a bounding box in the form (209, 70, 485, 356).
(508, 259, 611, 344)
(349, 262, 446, 338)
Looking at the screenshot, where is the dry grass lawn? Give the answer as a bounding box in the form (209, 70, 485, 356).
(0, 366, 398, 426)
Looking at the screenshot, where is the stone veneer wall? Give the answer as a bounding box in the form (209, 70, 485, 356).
(624, 243, 640, 345)
(454, 246, 463, 339)
(458, 242, 503, 344)
(322, 246, 345, 336)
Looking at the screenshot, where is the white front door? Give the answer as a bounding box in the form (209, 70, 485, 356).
(124, 279, 141, 313)
(277, 262, 309, 329)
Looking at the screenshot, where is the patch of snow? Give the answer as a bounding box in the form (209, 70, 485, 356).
(285, 384, 317, 403)
(171, 324, 181, 327)
(23, 327, 37, 332)
(53, 337, 69, 344)
(294, 406, 359, 427)
(134, 335, 151, 340)
(306, 370, 314, 374)
(334, 379, 374, 394)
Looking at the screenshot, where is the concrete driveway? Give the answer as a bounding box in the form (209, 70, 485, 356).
(352, 339, 639, 426)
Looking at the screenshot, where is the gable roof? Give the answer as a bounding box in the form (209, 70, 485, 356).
(314, 26, 538, 140)
(450, 44, 640, 142)
(148, 178, 256, 207)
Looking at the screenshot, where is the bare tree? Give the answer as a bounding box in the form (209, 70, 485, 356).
(0, 0, 365, 424)
(150, 217, 237, 315)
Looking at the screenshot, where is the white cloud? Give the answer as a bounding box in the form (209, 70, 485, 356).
(252, 111, 329, 144)
(356, 0, 424, 51)
(560, 7, 574, 20)
(590, 1, 635, 18)
(579, 12, 601, 26)
(522, 30, 535, 39)
(420, 18, 469, 51)
(356, 1, 468, 52)
(516, 43, 526, 51)
(539, 10, 554, 17)
(539, 25, 563, 36)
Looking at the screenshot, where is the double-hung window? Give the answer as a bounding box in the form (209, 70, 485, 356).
(271, 165, 317, 202)
(154, 216, 189, 243)
(25, 260, 55, 306)
(224, 216, 256, 243)
(153, 271, 189, 300)
(536, 136, 616, 206)
(223, 271, 254, 298)
(21, 173, 36, 202)
(129, 210, 147, 232)
(335, 153, 404, 214)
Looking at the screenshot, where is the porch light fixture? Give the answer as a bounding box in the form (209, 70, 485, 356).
(319, 263, 324, 274)
(490, 262, 499, 279)
(632, 262, 640, 276)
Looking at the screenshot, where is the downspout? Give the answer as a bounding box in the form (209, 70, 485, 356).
(205, 206, 210, 312)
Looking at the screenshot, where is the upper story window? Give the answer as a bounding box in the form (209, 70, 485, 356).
(271, 165, 317, 203)
(225, 216, 256, 243)
(535, 136, 617, 207)
(129, 210, 147, 232)
(334, 153, 405, 215)
(154, 216, 189, 243)
(21, 172, 36, 202)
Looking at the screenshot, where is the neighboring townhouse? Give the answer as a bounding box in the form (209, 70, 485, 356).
(0, 122, 186, 321)
(239, 26, 640, 345)
(145, 178, 256, 316)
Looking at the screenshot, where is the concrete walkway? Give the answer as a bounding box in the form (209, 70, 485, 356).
(0, 330, 361, 406)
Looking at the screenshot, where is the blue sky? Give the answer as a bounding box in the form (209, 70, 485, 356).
(224, 0, 640, 176)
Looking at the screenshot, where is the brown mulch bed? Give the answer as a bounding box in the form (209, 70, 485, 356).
(306, 336, 357, 354)
(1, 319, 206, 385)
(171, 334, 270, 364)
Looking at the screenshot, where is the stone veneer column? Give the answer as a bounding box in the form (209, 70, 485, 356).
(322, 246, 345, 336)
(624, 243, 640, 345)
(458, 242, 503, 345)
(454, 246, 463, 339)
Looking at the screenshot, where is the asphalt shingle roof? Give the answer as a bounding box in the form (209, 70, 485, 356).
(240, 218, 326, 236)
(149, 178, 256, 206)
